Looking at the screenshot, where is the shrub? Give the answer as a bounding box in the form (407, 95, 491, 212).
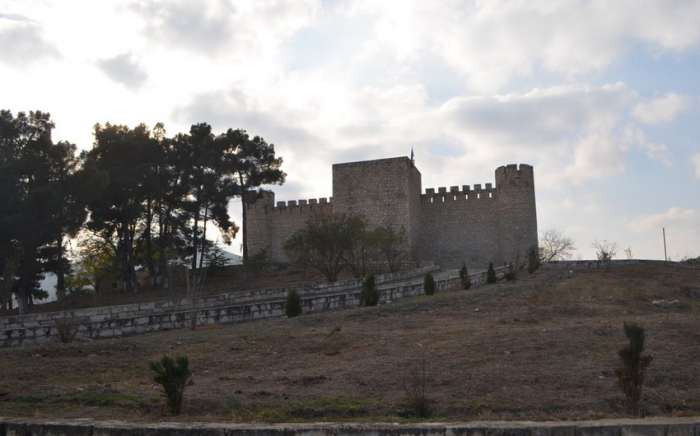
(360, 274, 379, 306)
(244, 248, 269, 279)
(53, 318, 79, 344)
(504, 263, 517, 281)
(615, 323, 653, 416)
(459, 264, 471, 289)
(423, 272, 435, 296)
(526, 245, 540, 274)
(149, 355, 192, 415)
(486, 262, 497, 284)
(285, 289, 303, 317)
(592, 239, 619, 264)
(402, 360, 431, 418)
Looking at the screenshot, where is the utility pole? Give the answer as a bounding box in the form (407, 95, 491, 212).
(663, 228, 667, 261)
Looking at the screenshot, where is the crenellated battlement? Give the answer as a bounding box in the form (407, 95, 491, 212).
(272, 197, 332, 212)
(422, 183, 496, 203)
(495, 163, 533, 183)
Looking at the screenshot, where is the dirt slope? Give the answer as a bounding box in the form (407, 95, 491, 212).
(1, 264, 699, 423)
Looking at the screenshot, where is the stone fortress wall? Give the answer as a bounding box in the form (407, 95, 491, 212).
(246, 157, 538, 269)
(246, 193, 333, 262)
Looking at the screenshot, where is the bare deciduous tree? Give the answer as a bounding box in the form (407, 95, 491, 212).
(539, 228, 577, 262)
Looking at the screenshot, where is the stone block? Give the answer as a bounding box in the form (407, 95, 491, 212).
(620, 424, 665, 436)
(132, 424, 226, 436)
(447, 425, 489, 436)
(93, 422, 136, 436)
(90, 315, 108, 323)
(531, 425, 575, 436)
(5, 422, 26, 436)
(26, 421, 93, 436)
(666, 423, 695, 436)
(575, 424, 620, 436)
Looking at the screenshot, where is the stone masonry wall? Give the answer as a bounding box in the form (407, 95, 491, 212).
(245, 157, 537, 270)
(333, 157, 420, 253)
(419, 183, 500, 269)
(2, 416, 699, 436)
(246, 191, 333, 262)
(495, 164, 538, 266)
(2, 264, 463, 348)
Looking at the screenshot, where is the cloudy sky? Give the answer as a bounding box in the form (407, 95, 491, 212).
(2, 0, 699, 261)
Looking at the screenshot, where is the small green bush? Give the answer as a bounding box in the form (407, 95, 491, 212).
(360, 274, 379, 306)
(424, 273, 435, 296)
(459, 264, 471, 289)
(149, 355, 192, 415)
(285, 289, 303, 317)
(486, 262, 497, 284)
(615, 323, 653, 416)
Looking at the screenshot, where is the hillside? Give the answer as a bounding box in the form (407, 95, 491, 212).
(1, 263, 699, 423)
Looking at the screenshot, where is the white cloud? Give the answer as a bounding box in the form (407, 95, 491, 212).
(692, 153, 700, 178)
(128, 0, 319, 58)
(629, 207, 700, 259)
(632, 93, 690, 125)
(96, 52, 148, 91)
(0, 13, 60, 67)
(343, 1, 700, 92)
(621, 126, 673, 166)
(630, 207, 700, 233)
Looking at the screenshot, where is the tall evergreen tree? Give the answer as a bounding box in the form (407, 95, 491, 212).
(218, 129, 285, 264)
(0, 110, 90, 314)
(86, 123, 157, 293)
(180, 123, 238, 272)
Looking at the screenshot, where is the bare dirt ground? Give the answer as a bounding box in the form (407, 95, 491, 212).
(1, 263, 699, 423)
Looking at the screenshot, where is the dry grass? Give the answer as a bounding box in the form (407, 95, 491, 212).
(1, 264, 699, 423)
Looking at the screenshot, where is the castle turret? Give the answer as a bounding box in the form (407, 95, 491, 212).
(495, 164, 538, 265)
(244, 190, 275, 258)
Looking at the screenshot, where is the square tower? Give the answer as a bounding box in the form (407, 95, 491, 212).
(332, 157, 422, 256)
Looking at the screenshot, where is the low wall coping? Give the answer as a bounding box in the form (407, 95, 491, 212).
(0, 418, 698, 436)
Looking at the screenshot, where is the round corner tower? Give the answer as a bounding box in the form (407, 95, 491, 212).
(495, 164, 538, 264)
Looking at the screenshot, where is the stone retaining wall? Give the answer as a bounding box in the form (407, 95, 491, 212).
(541, 259, 697, 270)
(2, 264, 508, 348)
(1, 418, 698, 436)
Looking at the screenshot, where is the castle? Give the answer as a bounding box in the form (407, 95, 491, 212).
(245, 156, 538, 269)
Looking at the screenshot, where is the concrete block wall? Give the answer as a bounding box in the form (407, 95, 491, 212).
(1, 418, 698, 436)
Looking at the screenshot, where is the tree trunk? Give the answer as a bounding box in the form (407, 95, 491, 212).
(198, 203, 209, 271)
(239, 175, 249, 264)
(17, 275, 29, 316)
(124, 223, 140, 293)
(191, 199, 200, 272)
(55, 237, 66, 302)
(145, 196, 156, 284)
